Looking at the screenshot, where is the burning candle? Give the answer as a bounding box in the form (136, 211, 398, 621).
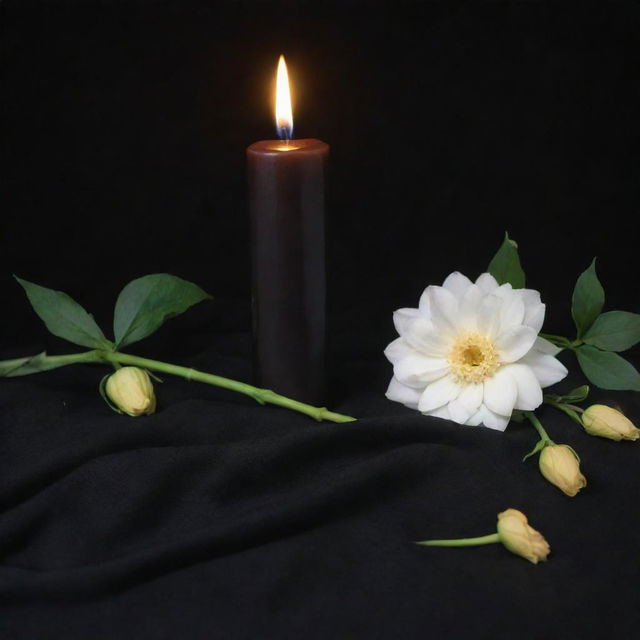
(247, 56, 328, 404)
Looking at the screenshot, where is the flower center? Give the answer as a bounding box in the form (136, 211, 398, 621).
(448, 333, 501, 384)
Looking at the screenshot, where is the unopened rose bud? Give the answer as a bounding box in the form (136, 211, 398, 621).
(496, 508, 550, 564)
(582, 404, 639, 441)
(538, 444, 586, 497)
(106, 366, 156, 416)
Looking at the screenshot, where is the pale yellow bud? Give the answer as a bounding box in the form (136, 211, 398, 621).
(582, 404, 639, 441)
(496, 509, 550, 564)
(538, 444, 586, 497)
(106, 367, 156, 417)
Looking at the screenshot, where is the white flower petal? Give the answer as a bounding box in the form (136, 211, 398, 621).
(498, 294, 525, 333)
(448, 403, 468, 424)
(393, 308, 420, 336)
(442, 272, 473, 299)
(520, 288, 542, 309)
(475, 273, 499, 293)
(520, 351, 568, 388)
(448, 383, 483, 424)
(423, 404, 452, 421)
(476, 295, 502, 340)
(385, 377, 422, 410)
(418, 375, 462, 412)
(404, 317, 451, 357)
(478, 405, 510, 431)
(394, 354, 450, 388)
(519, 290, 546, 333)
(495, 326, 538, 363)
(483, 368, 518, 416)
(418, 288, 431, 317)
(459, 382, 484, 410)
(457, 284, 483, 332)
(524, 303, 545, 334)
(383, 337, 413, 364)
(532, 336, 562, 356)
(493, 283, 514, 299)
(503, 363, 543, 411)
(427, 286, 460, 333)
(465, 410, 484, 426)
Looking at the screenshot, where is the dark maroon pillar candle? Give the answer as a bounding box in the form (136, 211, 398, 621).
(247, 138, 328, 404)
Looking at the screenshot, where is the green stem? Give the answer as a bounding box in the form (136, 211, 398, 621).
(539, 332, 566, 342)
(99, 351, 356, 424)
(1, 349, 357, 424)
(524, 411, 554, 444)
(538, 333, 584, 351)
(539, 332, 570, 346)
(0, 350, 104, 376)
(41, 351, 105, 367)
(416, 533, 500, 547)
(544, 400, 584, 427)
(560, 403, 583, 413)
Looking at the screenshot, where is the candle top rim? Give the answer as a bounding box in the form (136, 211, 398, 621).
(247, 138, 328, 154)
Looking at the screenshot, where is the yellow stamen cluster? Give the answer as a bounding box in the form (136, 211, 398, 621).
(448, 332, 501, 384)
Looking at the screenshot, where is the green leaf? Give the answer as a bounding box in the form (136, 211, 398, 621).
(576, 345, 640, 391)
(571, 259, 604, 338)
(487, 232, 526, 289)
(15, 277, 112, 349)
(523, 439, 546, 462)
(113, 274, 212, 348)
(545, 385, 590, 404)
(583, 311, 640, 352)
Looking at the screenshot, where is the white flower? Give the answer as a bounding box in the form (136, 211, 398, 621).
(384, 272, 568, 431)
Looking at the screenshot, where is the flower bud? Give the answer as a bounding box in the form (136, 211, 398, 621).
(581, 404, 639, 441)
(105, 367, 156, 416)
(496, 509, 550, 564)
(538, 444, 586, 497)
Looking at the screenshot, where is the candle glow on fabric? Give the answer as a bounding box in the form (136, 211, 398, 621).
(275, 55, 294, 145)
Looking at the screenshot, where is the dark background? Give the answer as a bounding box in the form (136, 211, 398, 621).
(1, 1, 639, 638)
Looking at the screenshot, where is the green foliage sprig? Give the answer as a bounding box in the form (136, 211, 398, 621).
(1, 274, 356, 423)
(488, 234, 640, 391)
(484, 234, 638, 498)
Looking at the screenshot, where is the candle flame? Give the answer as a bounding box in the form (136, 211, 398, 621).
(275, 55, 293, 140)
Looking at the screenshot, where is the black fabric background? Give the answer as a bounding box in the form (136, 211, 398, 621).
(1, 1, 639, 638)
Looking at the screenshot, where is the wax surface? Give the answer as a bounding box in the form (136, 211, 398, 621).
(247, 138, 329, 404)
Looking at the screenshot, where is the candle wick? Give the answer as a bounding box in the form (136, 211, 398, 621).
(276, 125, 292, 143)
